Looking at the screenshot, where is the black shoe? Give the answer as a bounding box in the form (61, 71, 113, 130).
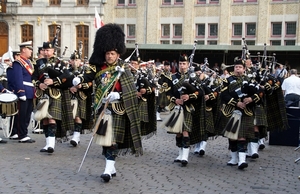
(47, 147, 54, 153)
(174, 159, 181, 163)
(101, 174, 111, 182)
(199, 150, 205, 156)
(70, 140, 78, 147)
(259, 144, 265, 150)
(40, 148, 48, 152)
(181, 160, 188, 167)
(227, 163, 238, 166)
(238, 163, 248, 170)
(251, 153, 259, 159)
(0, 139, 7, 143)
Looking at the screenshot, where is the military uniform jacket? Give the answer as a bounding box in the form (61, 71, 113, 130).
(220, 74, 260, 116)
(32, 56, 68, 88)
(7, 56, 34, 99)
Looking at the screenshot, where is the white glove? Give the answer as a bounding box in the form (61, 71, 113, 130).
(106, 92, 120, 102)
(72, 77, 81, 86)
(19, 96, 26, 101)
(115, 66, 125, 73)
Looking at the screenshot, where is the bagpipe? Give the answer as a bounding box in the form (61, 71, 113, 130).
(127, 43, 156, 93)
(243, 40, 281, 93)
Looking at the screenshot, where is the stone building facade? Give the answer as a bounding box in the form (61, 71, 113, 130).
(0, 0, 300, 65)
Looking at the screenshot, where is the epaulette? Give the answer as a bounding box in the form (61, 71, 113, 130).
(85, 64, 96, 73)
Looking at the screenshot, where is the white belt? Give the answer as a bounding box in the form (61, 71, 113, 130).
(23, 81, 34, 87)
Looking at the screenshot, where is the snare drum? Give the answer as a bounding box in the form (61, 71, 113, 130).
(0, 93, 19, 117)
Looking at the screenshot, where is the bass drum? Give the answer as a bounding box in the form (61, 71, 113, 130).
(0, 63, 4, 77)
(0, 116, 13, 138)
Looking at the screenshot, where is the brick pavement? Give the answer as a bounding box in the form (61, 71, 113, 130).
(0, 113, 299, 194)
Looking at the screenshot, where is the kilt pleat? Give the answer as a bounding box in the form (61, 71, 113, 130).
(254, 105, 268, 127)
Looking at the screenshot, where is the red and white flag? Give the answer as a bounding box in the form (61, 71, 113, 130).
(94, 7, 104, 29)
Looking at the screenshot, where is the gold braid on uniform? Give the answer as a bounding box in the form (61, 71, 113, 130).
(228, 98, 237, 106)
(208, 92, 216, 100)
(189, 92, 198, 100)
(251, 94, 260, 103)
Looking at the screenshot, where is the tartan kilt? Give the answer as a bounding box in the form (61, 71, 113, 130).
(138, 100, 149, 122)
(254, 105, 268, 127)
(47, 93, 62, 121)
(112, 111, 134, 150)
(59, 90, 75, 137)
(189, 101, 206, 145)
(205, 110, 215, 135)
(265, 88, 288, 131)
(82, 89, 93, 130)
(182, 108, 193, 133)
(140, 93, 157, 137)
(76, 94, 87, 120)
(158, 92, 169, 107)
(215, 112, 255, 140)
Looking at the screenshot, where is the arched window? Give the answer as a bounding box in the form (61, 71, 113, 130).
(76, 25, 89, 59)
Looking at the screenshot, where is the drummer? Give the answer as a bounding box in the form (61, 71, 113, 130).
(6, 41, 35, 143)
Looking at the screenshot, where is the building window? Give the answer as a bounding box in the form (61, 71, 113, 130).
(197, 40, 205, 45)
(76, 25, 89, 59)
(161, 40, 170, 44)
(175, 0, 183, 4)
(208, 40, 217, 45)
(173, 24, 182, 37)
(129, 0, 136, 5)
(197, 0, 206, 4)
(286, 22, 296, 36)
(126, 40, 135, 44)
(49, 25, 61, 56)
(246, 23, 256, 36)
(127, 24, 136, 37)
(196, 24, 205, 37)
(172, 40, 182, 44)
(22, 0, 33, 5)
(285, 40, 295, 45)
(118, 0, 125, 5)
(163, 0, 171, 5)
(233, 23, 242, 37)
(272, 23, 282, 36)
(246, 40, 255, 45)
(161, 24, 170, 37)
(209, 24, 218, 37)
(21, 24, 33, 43)
(234, 0, 257, 2)
(210, 0, 219, 3)
(270, 40, 281, 45)
(49, 0, 61, 5)
(77, 0, 89, 6)
(231, 40, 241, 45)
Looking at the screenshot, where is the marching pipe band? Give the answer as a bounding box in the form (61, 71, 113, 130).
(0, 28, 290, 184)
